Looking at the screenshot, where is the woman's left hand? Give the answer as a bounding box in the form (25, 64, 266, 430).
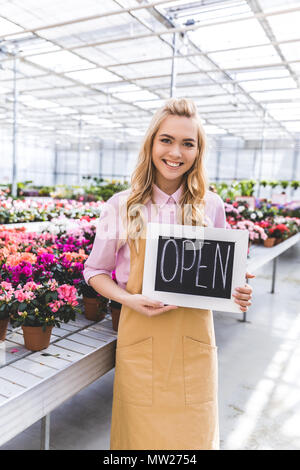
(232, 272, 255, 312)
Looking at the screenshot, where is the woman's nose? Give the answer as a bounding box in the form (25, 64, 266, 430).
(168, 144, 181, 158)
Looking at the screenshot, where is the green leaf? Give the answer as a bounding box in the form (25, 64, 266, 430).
(18, 302, 27, 311)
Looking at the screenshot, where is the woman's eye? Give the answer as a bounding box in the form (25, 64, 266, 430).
(184, 142, 194, 147)
(161, 138, 171, 143)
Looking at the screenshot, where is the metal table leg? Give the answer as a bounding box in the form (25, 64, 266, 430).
(271, 257, 277, 294)
(40, 413, 50, 450)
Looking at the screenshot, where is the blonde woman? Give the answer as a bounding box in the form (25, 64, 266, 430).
(84, 98, 253, 450)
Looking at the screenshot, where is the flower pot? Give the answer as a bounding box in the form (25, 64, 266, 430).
(0, 318, 9, 342)
(83, 296, 105, 321)
(22, 325, 53, 351)
(275, 238, 282, 245)
(111, 307, 121, 332)
(264, 237, 276, 248)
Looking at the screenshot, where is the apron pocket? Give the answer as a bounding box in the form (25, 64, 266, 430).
(183, 336, 218, 405)
(114, 336, 153, 407)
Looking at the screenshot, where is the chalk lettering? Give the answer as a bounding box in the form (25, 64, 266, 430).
(195, 241, 210, 288)
(160, 238, 179, 282)
(212, 243, 231, 289)
(180, 240, 196, 284)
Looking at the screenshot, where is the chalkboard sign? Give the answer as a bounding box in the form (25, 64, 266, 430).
(142, 223, 249, 313)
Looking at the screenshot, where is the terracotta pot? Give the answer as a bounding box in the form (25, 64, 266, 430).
(111, 307, 121, 332)
(275, 238, 282, 245)
(22, 325, 53, 351)
(0, 318, 9, 341)
(83, 296, 105, 321)
(264, 237, 276, 247)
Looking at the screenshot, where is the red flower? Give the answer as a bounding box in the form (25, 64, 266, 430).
(269, 224, 289, 236)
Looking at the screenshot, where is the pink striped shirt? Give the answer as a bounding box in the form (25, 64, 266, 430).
(83, 184, 226, 290)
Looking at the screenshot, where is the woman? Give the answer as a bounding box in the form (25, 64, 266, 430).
(83, 98, 253, 450)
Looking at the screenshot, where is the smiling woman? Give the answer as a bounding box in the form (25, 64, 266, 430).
(84, 97, 253, 450)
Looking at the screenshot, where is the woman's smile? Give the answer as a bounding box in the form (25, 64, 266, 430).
(162, 159, 184, 169)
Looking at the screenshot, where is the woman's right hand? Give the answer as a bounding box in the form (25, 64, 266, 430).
(125, 294, 178, 317)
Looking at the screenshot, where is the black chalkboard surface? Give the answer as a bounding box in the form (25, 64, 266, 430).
(154, 236, 235, 299)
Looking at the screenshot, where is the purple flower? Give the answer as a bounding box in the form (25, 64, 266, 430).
(37, 253, 55, 266)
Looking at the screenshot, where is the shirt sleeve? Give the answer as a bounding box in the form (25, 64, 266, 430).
(214, 194, 226, 229)
(83, 194, 121, 285)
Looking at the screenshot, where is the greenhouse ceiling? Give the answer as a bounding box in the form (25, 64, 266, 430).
(0, 0, 300, 145)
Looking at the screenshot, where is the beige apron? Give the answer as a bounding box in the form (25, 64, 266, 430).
(110, 235, 219, 450)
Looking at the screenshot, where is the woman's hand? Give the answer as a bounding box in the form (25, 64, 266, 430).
(232, 272, 255, 312)
(125, 294, 177, 317)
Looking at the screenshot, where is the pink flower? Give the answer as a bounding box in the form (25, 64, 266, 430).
(14, 290, 27, 302)
(57, 284, 77, 304)
(23, 281, 41, 291)
(14, 289, 35, 302)
(49, 300, 64, 313)
(47, 279, 58, 291)
(0, 281, 13, 291)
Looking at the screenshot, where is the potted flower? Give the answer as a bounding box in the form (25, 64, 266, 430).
(268, 223, 290, 245)
(9, 280, 80, 351)
(78, 279, 108, 322)
(258, 221, 277, 247)
(0, 281, 14, 341)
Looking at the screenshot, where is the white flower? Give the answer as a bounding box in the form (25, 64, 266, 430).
(257, 211, 263, 218)
(250, 213, 257, 220)
(238, 205, 245, 212)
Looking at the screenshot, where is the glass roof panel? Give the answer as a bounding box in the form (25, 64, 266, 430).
(208, 45, 282, 69)
(0, 16, 23, 35)
(0, 0, 119, 29)
(241, 77, 297, 92)
(267, 11, 300, 41)
(250, 89, 300, 102)
(95, 37, 172, 64)
(65, 68, 120, 84)
(28, 50, 95, 73)
(113, 90, 160, 102)
(279, 42, 300, 62)
(190, 19, 270, 51)
(233, 67, 289, 81)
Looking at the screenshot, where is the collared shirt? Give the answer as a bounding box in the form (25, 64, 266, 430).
(83, 183, 226, 289)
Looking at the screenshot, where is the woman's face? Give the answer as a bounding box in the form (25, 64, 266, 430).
(152, 115, 198, 191)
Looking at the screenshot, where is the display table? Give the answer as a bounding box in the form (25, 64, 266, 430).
(244, 233, 300, 321)
(0, 313, 117, 449)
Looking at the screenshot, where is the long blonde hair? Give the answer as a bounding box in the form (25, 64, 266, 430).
(124, 98, 208, 250)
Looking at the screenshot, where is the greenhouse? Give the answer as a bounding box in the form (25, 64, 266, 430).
(0, 0, 299, 452)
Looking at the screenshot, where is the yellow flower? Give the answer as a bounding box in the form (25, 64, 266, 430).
(45, 318, 49, 322)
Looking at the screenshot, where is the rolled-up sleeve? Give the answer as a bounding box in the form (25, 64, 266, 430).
(83, 195, 120, 285)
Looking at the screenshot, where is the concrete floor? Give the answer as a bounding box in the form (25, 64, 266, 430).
(1, 243, 300, 451)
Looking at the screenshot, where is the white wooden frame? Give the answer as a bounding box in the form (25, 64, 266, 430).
(142, 223, 249, 313)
